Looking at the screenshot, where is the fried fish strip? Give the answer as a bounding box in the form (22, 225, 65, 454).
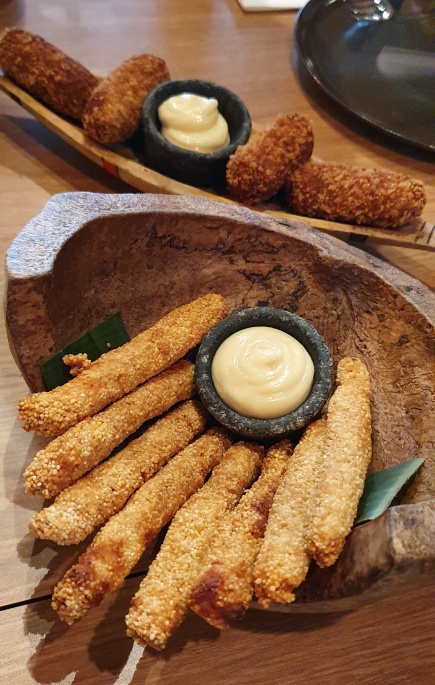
(286, 161, 426, 228)
(125, 442, 264, 650)
(83, 54, 170, 144)
(0, 28, 98, 119)
(29, 400, 207, 545)
(307, 357, 372, 567)
(24, 361, 195, 498)
(18, 293, 228, 436)
(226, 113, 313, 205)
(254, 421, 327, 606)
(189, 441, 291, 628)
(52, 430, 231, 624)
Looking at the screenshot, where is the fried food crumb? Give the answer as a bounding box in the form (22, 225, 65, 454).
(63, 353, 92, 377)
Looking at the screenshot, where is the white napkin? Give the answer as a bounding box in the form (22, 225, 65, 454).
(238, 0, 306, 10)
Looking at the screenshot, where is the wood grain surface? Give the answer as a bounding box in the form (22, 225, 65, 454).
(0, 1, 434, 683)
(0, 580, 433, 685)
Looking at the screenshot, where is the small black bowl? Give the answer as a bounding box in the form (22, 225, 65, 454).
(195, 307, 334, 440)
(141, 79, 251, 188)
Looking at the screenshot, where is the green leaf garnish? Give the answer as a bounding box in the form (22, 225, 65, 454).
(41, 313, 130, 390)
(355, 458, 424, 525)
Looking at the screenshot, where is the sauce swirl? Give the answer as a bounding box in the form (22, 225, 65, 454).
(158, 93, 230, 153)
(211, 326, 314, 419)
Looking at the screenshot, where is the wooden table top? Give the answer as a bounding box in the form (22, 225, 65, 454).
(0, 1, 434, 683)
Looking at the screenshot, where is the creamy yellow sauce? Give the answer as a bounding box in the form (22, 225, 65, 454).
(211, 326, 315, 419)
(158, 93, 230, 153)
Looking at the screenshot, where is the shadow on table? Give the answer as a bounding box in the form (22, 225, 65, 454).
(24, 583, 134, 684)
(23, 576, 221, 683)
(0, 112, 135, 196)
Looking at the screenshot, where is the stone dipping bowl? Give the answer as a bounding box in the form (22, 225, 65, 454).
(195, 307, 333, 440)
(4, 193, 435, 614)
(141, 79, 251, 187)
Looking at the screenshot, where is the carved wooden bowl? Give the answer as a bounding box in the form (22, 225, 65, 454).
(5, 193, 435, 613)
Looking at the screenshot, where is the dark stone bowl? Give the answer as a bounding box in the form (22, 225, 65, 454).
(141, 79, 251, 188)
(195, 307, 334, 440)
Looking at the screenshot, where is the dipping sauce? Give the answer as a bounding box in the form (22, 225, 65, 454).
(158, 93, 230, 153)
(211, 326, 315, 419)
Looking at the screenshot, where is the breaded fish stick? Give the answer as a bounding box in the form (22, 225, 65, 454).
(83, 54, 170, 144)
(226, 113, 313, 205)
(52, 430, 231, 624)
(126, 442, 264, 650)
(0, 28, 98, 119)
(254, 421, 326, 606)
(29, 400, 207, 545)
(286, 161, 426, 228)
(307, 358, 372, 568)
(18, 294, 228, 436)
(24, 360, 195, 498)
(189, 441, 291, 628)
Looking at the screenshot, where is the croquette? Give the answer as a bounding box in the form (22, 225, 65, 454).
(82, 53, 170, 144)
(0, 28, 98, 119)
(51, 430, 231, 624)
(18, 294, 228, 436)
(307, 358, 372, 568)
(286, 161, 426, 228)
(226, 113, 313, 205)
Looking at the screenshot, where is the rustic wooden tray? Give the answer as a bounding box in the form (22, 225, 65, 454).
(1, 72, 434, 252)
(5, 193, 435, 612)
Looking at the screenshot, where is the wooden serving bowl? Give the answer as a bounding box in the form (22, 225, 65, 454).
(5, 193, 435, 613)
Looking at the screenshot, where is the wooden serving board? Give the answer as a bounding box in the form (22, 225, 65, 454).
(1, 72, 434, 252)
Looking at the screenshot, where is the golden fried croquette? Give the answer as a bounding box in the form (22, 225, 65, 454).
(254, 423, 326, 606)
(24, 361, 196, 499)
(82, 54, 170, 144)
(286, 161, 426, 228)
(0, 28, 98, 119)
(18, 294, 228, 436)
(29, 400, 207, 545)
(126, 442, 263, 649)
(189, 441, 290, 628)
(226, 113, 313, 205)
(307, 358, 372, 568)
(51, 430, 230, 624)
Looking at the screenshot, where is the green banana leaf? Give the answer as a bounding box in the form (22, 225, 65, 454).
(41, 313, 130, 390)
(355, 458, 424, 525)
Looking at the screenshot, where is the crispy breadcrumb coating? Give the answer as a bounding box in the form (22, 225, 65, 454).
(285, 161, 426, 228)
(29, 400, 207, 545)
(82, 54, 170, 144)
(63, 353, 92, 377)
(254, 422, 326, 606)
(307, 358, 372, 568)
(125, 442, 264, 650)
(0, 28, 98, 119)
(18, 294, 228, 436)
(189, 441, 291, 628)
(226, 113, 313, 205)
(51, 430, 231, 624)
(24, 361, 195, 498)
